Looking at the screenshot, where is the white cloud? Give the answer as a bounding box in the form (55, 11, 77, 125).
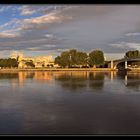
(19, 5, 74, 16)
(110, 42, 140, 50)
(19, 6, 36, 16)
(27, 47, 40, 51)
(45, 34, 53, 38)
(0, 33, 16, 38)
(0, 5, 75, 56)
(0, 6, 74, 39)
(27, 45, 56, 51)
(23, 13, 62, 24)
(0, 18, 20, 30)
(0, 6, 12, 13)
(41, 44, 56, 47)
(0, 13, 61, 38)
(0, 30, 20, 38)
(125, 32, 140, 36)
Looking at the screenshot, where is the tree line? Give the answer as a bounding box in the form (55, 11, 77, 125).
(55, 49, 105, 68)
(0, 58, 18, 68)
(0, 49, 139, 69)
(124, 50, 140, 59)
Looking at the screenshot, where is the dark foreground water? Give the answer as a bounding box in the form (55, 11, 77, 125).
(0, 71, 140, 135)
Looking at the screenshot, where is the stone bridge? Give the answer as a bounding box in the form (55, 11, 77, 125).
(108, 57, 140, 70)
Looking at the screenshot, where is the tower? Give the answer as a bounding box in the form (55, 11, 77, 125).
(17, 51, 23, 62)
(10, 51, 18, 59)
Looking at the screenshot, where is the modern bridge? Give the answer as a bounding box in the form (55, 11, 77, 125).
(107, 57, 140, 70)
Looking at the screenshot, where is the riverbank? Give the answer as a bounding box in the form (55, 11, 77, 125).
(0, 68, 117, 72)
(127, 68, 140, 73)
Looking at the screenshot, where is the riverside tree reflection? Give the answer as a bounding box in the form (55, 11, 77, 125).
(0, 71, 139, 92)
(55, 72, 105, 91)
(54, 72, 88, 91)
(88, 72, 105, 90)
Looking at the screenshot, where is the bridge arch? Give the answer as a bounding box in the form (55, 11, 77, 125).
(114, 59, 140, 70)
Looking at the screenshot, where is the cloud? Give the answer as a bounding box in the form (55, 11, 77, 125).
(110, 42, 140, 50)
(19, 5, 74, 16)
(0, 32, 18, 38)
(0, 6, 73, 40)
(0, 18, 20, 30)
(0, 6, 12, 13)
(19, 6, 36, 16)
(27, 45, 56, 51)
(23, 13, 62, 24)
(125, 32, 140, 36)
(0, 27, 21, 38)
(45, 34, 53, 38)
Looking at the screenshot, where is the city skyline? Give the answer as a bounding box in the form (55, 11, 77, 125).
(0, 5, 140, 60)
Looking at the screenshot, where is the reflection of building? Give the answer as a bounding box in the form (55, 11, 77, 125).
(17, 72, 53, 86)
(18, 71, 27, 87)
(34, 72, 53, 81)
(10, 51, 54, 68)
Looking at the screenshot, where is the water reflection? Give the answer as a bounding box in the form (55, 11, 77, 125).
(88, 72, 104, 90)
(0, 71, 139, 91)
(117, 72, 140, 90)
(54, 72, 88, 91)
(0, 71, 140, 134)
(0, 73, 18, 79)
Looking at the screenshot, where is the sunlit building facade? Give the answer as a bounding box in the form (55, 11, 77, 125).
(10, 51, 54, 68)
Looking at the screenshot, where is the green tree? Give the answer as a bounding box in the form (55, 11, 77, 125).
(55, 49, 89, 68)
(76, 51, 88, 67)
(55, 56, 62, 66)
(25, 61, 35, 68)
(125, 50, 140, 58)
(61, 51, 71, 68)
(133, 50, 140, 57)
(89, 50, 104, 68)
(55, 52, 70, 68)
(0, 58, 18, 68)
(69, 49, 77, 67)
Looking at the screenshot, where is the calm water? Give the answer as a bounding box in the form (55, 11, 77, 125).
(0, 71, 140, 135)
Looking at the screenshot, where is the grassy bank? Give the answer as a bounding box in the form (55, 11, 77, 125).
(0, 68, 117, 72)
(128, 68, 140, 73)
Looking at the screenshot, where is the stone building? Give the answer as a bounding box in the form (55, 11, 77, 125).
(10, 51, 54, 68)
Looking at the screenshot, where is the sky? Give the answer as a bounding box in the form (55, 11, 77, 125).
(0, 5, 140, 60)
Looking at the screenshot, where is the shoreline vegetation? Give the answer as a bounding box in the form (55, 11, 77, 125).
(0, 50, 139, 72)
(0, 68, 139, 72)
(0, 68, 117, 72)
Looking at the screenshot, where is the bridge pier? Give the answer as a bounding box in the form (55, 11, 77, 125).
(125, 60, 127, 69)
(111, 60, 114, 69)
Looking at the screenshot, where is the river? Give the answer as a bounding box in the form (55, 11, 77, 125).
(0, 71, 140, 135)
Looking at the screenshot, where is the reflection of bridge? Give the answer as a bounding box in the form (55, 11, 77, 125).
(108, 57, 140, 70)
